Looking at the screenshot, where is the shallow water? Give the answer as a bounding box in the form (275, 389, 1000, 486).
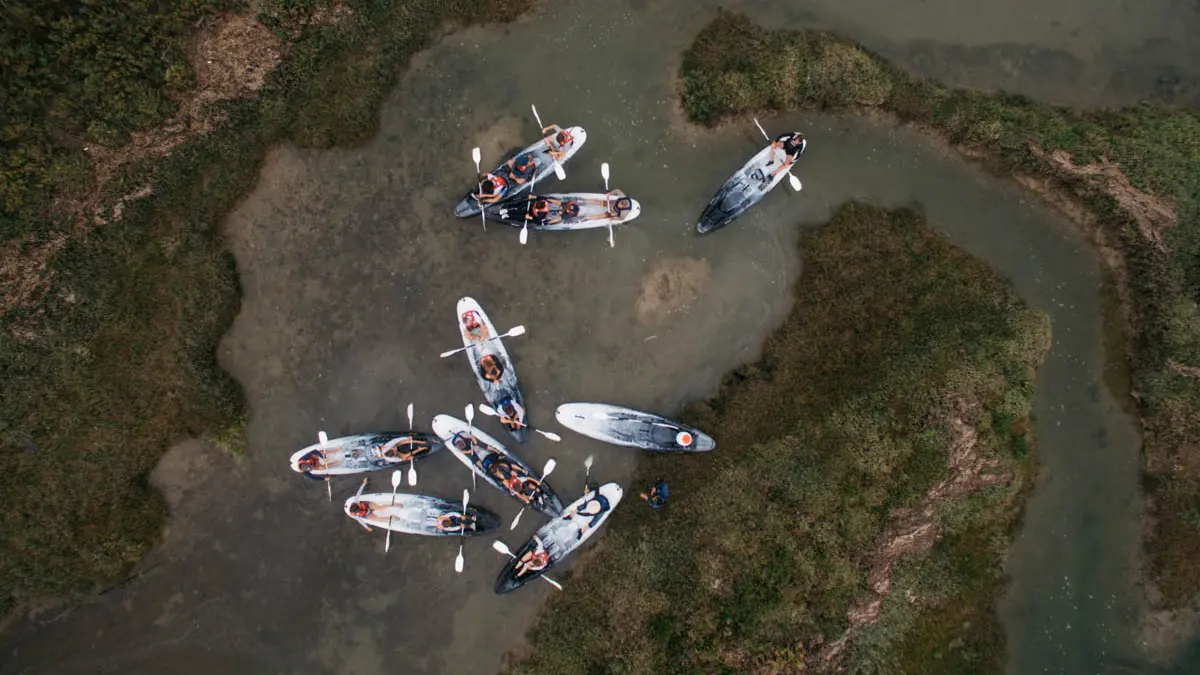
(3, 1, 1197, 674)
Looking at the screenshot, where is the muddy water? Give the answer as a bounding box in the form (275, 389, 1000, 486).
(3, 1, 1198, 674)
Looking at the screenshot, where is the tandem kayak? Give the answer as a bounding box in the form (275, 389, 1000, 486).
(289, 432, 444, 478)
(483, 190, 642, 231)
(456, 296, 530, 444)
(494, 482, 624, 594)
(454, 126, 588, 218)
(344, 492, 500, 536)
(554, 403, 715, 452)
(696, 132, 806, 234)
(431, 414, 564, 518)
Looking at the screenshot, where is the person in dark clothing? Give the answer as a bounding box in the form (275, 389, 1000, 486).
(640, 478, 668, 509)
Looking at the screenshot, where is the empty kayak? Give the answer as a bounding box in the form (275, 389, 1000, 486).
(431, 414, 564, 518)
(456, 296, 530, 444)
(484, 190, 642, 231)
(554, 403, 715, 452)
(344, 492, 500, 536)
(289, 432, 444, 478)
(696, 132, 806, 234)
(494, 482, 624, 594)
(454, 126, 588, 218)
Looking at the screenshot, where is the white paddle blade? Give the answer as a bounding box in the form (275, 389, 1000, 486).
(542, 576, 564, 591)
(478, 403, 497, 416)
(407, 464, 416, 486)
(510, 508, 525, 530)
(608, 223, 615, 249)
(318, 431, 329, 446)
(391, 470, 403, 489)
(507, 325, 527, 337)
(385, 529, 392, 553)
(406, 403, 414, 427)
(472, 147, 481, 165)
(553, 163, 566, 181)
(542, 458, 557, 477)
(492, 540, 513, 556)
(531, 104, 543, 126)
(601, 162, 610, 180)
(439, 346, 462, 358)
(539, 430, 562, 442)
(462, 489, 470, 509)
(520, 225, 529, 245)
(752, 117, 769, 140)
(455, 546, 464, 573)
(465, 404, 474, 423)
(585, 455, 594, 470)
(789, 174, 803, 191)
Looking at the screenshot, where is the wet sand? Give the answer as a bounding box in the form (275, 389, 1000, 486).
(3, 1, 1198, 673)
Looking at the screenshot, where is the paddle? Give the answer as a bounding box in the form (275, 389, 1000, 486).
(531, 104, 566, 180)
(455, 488, 469, 573)
(472, 147, 487, 230)
(752, 117, 803, 192)
(583, 455, 594, 494)
(439, 325, 527, 358)
(385, 469, 402, 553)
(510, 458, 557, 530)
(406, 403, 417, 486)
(492, 540, 563, 590)
(318, 431, 332, 502)
(600, 163, 615, 248)
(477, 403, 561, 442)
(465, 404, 477, 490)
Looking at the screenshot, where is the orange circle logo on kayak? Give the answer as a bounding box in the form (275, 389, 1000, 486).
(676, 432, 693, 446)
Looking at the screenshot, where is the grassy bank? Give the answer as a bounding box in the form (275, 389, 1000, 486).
(505, 203, 1050, 674)
(679, 10, 1200, 608)
(0, 0, 531, 615)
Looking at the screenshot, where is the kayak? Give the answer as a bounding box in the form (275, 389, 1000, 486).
(454, 126, 589, 218)
(696, 134, 805, 234)
(344, 492, 500, 536)
(484, 190, 642, 231)
(288, 432, 444, 478)
(554, 403, 716, 452)
(494, 482, 624, 594)
(456, 296, 530, 444)
(431, 414, 564, 518)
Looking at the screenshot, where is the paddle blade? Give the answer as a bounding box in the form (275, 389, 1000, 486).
(406, 403, 414, 428)
(507, 325, 526, 337)
(543, 576, 564, 591)
(510, 508, 524, 530)
(520, 225, 528, 245)
(789, 174, 803, 191)
(540, 430, 562, 442)
(752, 117, 769, 140)
(407, 464, 416, 486)
(492, 540, 512, 556)
(391, 470, 403, 489)
(542, 458, 557, 477)
(318, 431, 328, 446)
(455, 546, 464, 573)
(531, 104, 543, 126)
(462, 488, 470, 510)
(385, 529, 392, 553)
(553, 163, 566, 181)
(585, 455, 594, 470)
(465, 404, 474, 422)
(439, 347, 460, 358)
(478, 403, 497, 416)
(608, 223, 615, 249)
(472, 146, 481, 165)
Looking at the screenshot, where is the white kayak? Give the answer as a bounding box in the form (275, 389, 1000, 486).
(456, 296, 530, 444)
(494, 482, 624, 594)
(454, 126, 588, 218)
(431, 414, 564, 518)
(696, 132, 806, 234)
(484, 190, 642, 230)
(289, 432, 444, 478)
(343, 492, 500, 536)
(554, 403, 715, 452)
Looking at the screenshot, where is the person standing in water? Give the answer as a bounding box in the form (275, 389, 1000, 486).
(640, 478, 668, 509)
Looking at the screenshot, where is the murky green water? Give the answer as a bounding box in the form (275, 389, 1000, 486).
(4, 1, 1198, 674)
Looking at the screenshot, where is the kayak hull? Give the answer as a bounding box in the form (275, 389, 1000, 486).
(289, 432, 444, 477)
(344, 492, 501, 536)
(494, 482, 624, 594)
(431, 414, 564, 518)
(456, 296, 530, 444)
(554, 403, 715, 452)
(454, 126, 588, 218)
(696, 137, 802, 234)
(484, 191, 642, 231)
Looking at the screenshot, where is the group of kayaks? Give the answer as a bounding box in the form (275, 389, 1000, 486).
(453, 105, 807, 242)
(288, 296, 715, 594)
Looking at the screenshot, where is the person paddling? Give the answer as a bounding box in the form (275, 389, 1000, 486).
(540, 125, 575, 162)
(505, 152, 538, 185)
(640, 478, 668, 509)
(765, 132, 806, 179)
(475, 172, 510, 206)
(514, 535, 551, 576)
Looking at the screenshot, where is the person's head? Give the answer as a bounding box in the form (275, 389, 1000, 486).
(298, 456, 318, 471)
(349, 501, 369, 517)
(501, 400, 517, 417)
(515, 153, 534, 170)
(563, 201, 580, 218)
(614, 197, 633, 214)
(533, 199, 549, 213)
(785, 134, 806, 153)
(452, 435, 469, 451)
(555, 129, 573, 146)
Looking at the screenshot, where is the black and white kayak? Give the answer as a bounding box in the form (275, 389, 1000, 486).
(455, 296, 530, 444)
(484, 190, 641, 230)
(289, 431, 444, 478)
(696, 129, 806, 234)
(554, 403, 716, 452)
(344, 492, 500, 536)
(454, 125, 588, 218)
(431, 414, 564, 518)
(493, 482, 623, 594)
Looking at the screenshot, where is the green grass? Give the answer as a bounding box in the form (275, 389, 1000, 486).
(0, 0, 532, 614)
(678, 9, 1200, 609)
(503, 203, 1051, 675)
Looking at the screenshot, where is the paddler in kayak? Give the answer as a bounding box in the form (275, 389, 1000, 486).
(504, 152, 538, 186)
(640, 478, 668, 509)
(475, 172, 510, 207)
(450, 432, 483, 461)
(496, 397, 525, 430)
(296, 449, 344, 474)
(381, 436, 428, 461)
(562, 489, 612, 539)
(462, 310, 487, 341)
(435, 511, 476, 533)
(765, 132, 807, 179)
(570, 191, 635, 223)
(347, 499, 387, 528)
(514, 535, 551, 577)
(540, 125, 576, 163)
(479, 354, 505, 383)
